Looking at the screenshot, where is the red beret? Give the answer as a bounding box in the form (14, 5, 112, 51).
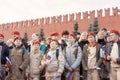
(14, 37, 22, 42)
(50, 32, 59, 36)
(0, 34, 4, 38)
(51, 39, 58, 43)
(11, 31, 20, 35)
(33, 40, 40, 45)
(110, 29, 120, 36)
(87, 32, 95, 37)
(69, 34, 76, 38)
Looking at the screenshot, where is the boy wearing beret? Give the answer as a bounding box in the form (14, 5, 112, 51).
(107, 30, 120, 80)
(29, 40, 43, 80)
(9, 37, 29, 80)
(0, 33, 9, 80)
(50, 32, 59, 40)
(41, 39, 64, 80)
(11, 31, 20, 39)
(82, 32, 100, 80)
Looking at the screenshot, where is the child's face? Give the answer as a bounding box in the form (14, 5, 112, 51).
(80, 33, 88, 40)
(33, 44, 40, 50)
(97, 31, 104, 39)
(68, 36, 75, 44)
(62, 35, 68, 41)
(14, 40, 22, 46)
(51, 36, 58, 40)
(50, 41, 58, 50)
(110, 33, 119, 42)
(88, 36, 95, 43)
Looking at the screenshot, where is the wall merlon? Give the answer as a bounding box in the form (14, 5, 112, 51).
(97, 9, 103, 17)
(40, 18, 44, 25)
(1, 24, 4, 29)
(76, 12, 81, 21)
(3, 24, 7, 29)
(69, 13, 74, 21)
(23, 20, 28, 27)
(12, 22, 18, 29)
(89, 10, 95, 19)
(8, 23, 13, 29)
(17, 21, 23, 28)
(33, 19, 39, 26)
(112, 7, 118, 16)
(83, 11, 88, 19)
(6, 23, 11, 29)
(45, 17, 50, 24)
(63, 14, 68, 22)
(56, 15, 62, 23)
(51, 16, 56, 24)
(105, 8, 110, 16)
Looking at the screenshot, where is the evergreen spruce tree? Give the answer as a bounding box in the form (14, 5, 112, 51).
(39, 28, 45, 41)
(73, 22, 80, 35)
(87, 24, 93, 33)
(92, 17, 99, 34)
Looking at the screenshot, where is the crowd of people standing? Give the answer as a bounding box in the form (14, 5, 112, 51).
(0, 28, 120, 80)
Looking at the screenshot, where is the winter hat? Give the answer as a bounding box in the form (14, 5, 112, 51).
(110, 29, 120, 36)
(0, 34, 4, 38)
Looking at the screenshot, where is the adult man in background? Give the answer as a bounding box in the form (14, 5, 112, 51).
(0, 33, 9, 80)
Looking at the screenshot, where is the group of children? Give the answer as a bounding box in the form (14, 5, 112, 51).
(0, 28, 120, 80)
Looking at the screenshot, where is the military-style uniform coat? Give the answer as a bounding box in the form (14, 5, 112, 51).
(82, 43, 101, 69)
(42, 48, 65, 77)
(9, 46, 29, 80)
(29, 50, 43, 78)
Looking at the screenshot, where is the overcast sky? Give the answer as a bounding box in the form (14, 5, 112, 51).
(0, 0, 119, 24)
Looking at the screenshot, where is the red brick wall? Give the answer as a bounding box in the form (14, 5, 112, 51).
(0, 7, 120, 41)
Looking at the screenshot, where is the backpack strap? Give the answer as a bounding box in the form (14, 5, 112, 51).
(117, 41, 120, 57)
(56, 49, 59, 60)
(73, 46, 78, 59)
(22, 48, 25, 61)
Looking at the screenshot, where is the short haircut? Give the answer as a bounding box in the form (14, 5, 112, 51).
(62, 30, 69, 36)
